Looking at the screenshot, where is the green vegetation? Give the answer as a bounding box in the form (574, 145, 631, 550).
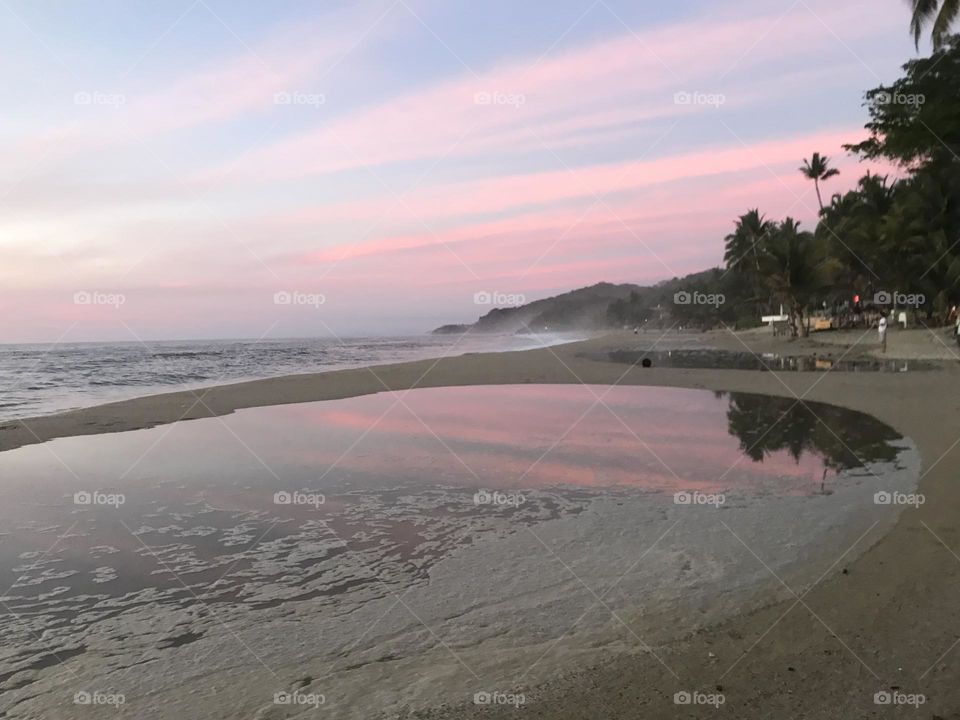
(661, 36, 960, 336)
(909, 0, 959, 49)
(799, 153, 840, 211)
(845, 35, 960, 165)
(605, 269, 753, 330)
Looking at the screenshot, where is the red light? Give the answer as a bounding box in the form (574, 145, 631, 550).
(853, 294, 860, 303)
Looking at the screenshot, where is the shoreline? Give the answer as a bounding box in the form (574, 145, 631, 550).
(3, 329, 960, 717)
(2, 327, 954, 455)
(0, 332, 591, 426)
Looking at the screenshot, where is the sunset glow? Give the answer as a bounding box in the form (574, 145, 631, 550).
(1, 0, 916, 341)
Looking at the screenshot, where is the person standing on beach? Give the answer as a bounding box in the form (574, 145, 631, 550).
(878, 315, 888, 353)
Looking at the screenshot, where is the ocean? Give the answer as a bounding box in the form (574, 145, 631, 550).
(0, 333, 582, 421)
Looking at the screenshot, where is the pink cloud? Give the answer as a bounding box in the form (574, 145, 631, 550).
(270, 128, 896, 275)
(200, 1, 899, 186)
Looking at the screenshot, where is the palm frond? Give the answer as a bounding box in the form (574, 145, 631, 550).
(932, 0, 960, 47)
(910, 0, 942, 47)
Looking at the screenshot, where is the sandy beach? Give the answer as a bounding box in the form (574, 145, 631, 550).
(1, 326, 957, 718)
(9, 0, 960, 714)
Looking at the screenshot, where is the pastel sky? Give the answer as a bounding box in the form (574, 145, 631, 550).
(0, 0, 924, 341)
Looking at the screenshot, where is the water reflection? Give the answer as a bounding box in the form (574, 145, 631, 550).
(597, 348, 932, 372)
(725, 392, 900, 470)
(0, 385, 913, 705)
(0, 386, 906, 608)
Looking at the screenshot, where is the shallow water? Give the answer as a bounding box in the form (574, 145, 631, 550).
(0, 333, 583, 420)
(594, 348, 934, 372)
(0, 385, 920, 719)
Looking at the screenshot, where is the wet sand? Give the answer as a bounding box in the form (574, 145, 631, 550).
(2, 326, 959, 718)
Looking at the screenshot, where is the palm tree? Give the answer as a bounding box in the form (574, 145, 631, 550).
(909, 0, 959, 49)
(799, 153, 840, 212)
(883, 162, 960, 318)
(760, 219, 839, 337)
(724, 209, 776, 315)
(724, 209, 775, 274)
(818, 173, 899, 294)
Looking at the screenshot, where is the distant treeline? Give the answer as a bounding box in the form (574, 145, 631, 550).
(609, 36, 960, 336)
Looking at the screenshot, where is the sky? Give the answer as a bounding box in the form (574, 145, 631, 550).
(0, 0, 927, 342)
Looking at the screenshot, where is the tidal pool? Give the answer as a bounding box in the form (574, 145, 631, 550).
(0, 385, 920, 719)
(594, 348, 933, 372)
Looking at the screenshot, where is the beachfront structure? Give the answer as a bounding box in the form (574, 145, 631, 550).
(762, 305, 789, 334)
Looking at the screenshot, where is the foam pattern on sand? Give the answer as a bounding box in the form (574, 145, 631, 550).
(0, 443, 920, 719)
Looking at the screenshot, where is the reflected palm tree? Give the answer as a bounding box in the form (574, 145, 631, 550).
(725, 393, 899, 471)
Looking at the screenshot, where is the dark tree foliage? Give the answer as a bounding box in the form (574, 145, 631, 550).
(845, 35, 960, 168)
(603, 39, 960, 331)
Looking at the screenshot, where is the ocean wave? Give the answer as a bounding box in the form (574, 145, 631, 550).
(0, 334, 571, 421)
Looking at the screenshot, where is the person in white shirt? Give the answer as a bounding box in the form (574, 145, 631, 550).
(878, 316, 888, 353)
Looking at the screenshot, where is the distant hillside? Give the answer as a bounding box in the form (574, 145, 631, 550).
(432, 270, 752, 334)
(432, 282, 642, 334)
